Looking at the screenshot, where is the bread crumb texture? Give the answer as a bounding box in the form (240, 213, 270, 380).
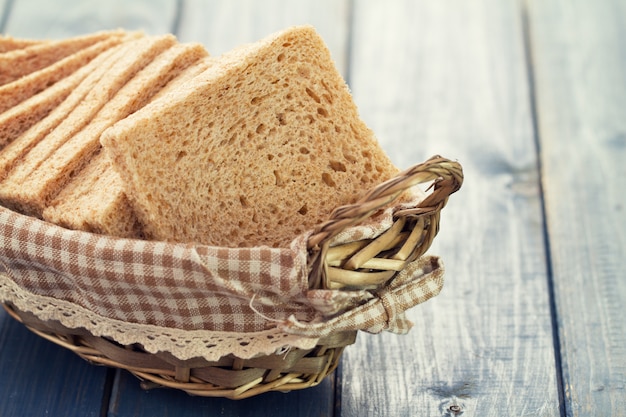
(43, 151, 142, 238)
(0, 35, 177, 216)
(103, 25, 398, 248)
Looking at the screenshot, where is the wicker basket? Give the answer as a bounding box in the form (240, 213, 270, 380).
(1, 155, 462, 399)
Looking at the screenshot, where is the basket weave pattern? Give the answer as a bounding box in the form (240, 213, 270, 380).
(0, 155, 462, 399)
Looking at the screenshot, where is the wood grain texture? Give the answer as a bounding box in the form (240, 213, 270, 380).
(527, 0, 626, 416)
(2, 0, 179, 38)
(0, 0, 10, 33)
(108, 369, 336, 417)
(176, 0, 351, 77)
(343, 0, 559, 415)
(0, 309, 112, 417)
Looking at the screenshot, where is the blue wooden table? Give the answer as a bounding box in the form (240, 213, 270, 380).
(1, 0, 625, 416)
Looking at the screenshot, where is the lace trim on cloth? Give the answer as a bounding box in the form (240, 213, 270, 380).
(0, 272, 319, 361)
(0, 254, 444, 361)
(0, 189, 426, 335)
(0, 186, 446, 361)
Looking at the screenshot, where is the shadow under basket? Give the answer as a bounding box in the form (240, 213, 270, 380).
(1, 155, 463, 399)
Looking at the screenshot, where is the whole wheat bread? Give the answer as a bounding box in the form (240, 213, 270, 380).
(0, 40, 129, 181)
(0, 36, 131, 148)
(42, 150, 143, 238)
(102, 25, 399, 248)
(43, 56, 215, 237)
(0, 30, 123, 86)
(0, 34, 178, 216)
(0, 34, 127, 114)
(0, 35, 43, 53)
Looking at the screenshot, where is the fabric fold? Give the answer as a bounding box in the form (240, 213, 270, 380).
(279, 256, 444, 337)
(0, 184, 443, 360)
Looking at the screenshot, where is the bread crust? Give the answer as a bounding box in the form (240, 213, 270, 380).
(0, 30, 125, 86)
(0, 34, 182, 217)
(0, 36, 129, 148)
(0, 35, 43, 53)
(0, 41, 127, 183)
(42, 151, 143, 238)
(0, 34, 128, 114)
(42, 53, 213, 237)
(1, 27, 398, 248)
(102, 25, 399, 248)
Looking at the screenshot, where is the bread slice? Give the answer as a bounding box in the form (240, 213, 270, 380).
(0, 30, 124, 86)
(0, 40, 130, 181)
(101, 25, 399, 248)
(0, 36, 201, 217)
(142, 55, 216, 106)
(42, 56, 215, 237)
(42, 150, 143, 238)
(0, 34, 128, 114)
(0, 36, 131, 148)
(0, 35, 43, 53)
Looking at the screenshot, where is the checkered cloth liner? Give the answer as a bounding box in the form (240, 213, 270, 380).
(0, 201, 443, 349)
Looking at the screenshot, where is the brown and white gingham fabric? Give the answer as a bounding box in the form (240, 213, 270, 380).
(286, 256, 443, 336)
(0, 202, 443, 339)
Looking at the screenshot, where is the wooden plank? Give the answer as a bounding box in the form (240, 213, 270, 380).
(526, 0, 626, 415)
(2, 0, 179, 38)
(0, 308, 112, 417)
(341, 0, 560, 415)
(108, 369, 336, 417)
(0, 0, 10, 33)
(176, 0, 351, 77)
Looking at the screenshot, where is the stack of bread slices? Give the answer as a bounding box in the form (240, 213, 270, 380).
(0, 26, 400, 248)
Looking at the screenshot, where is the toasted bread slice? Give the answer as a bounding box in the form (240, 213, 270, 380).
(0, 36, 202, 217)
(43, 57, 215, 237)
(102, 25, 399, 248)
(0, 30, 124, 86)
